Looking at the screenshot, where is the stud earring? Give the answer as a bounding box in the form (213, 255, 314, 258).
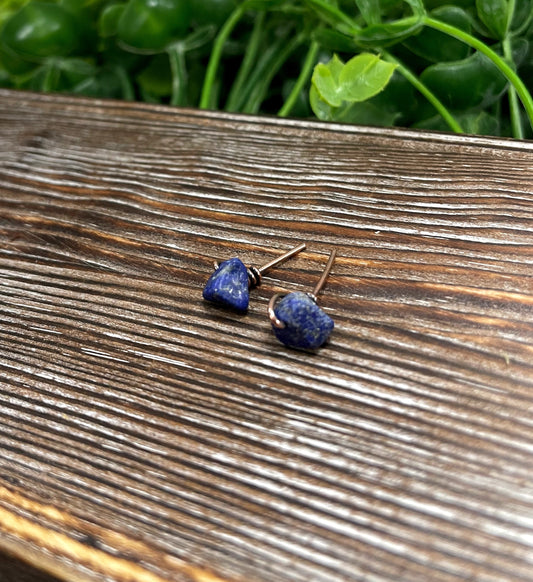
(203, 242, 306, 311)
(268, 249, 336, 350)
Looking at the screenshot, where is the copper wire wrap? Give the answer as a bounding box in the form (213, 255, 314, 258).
(267, 249, 337, 329)
(247, 266, 262, 288)
(212, 242, 306, 289)
(268, 293, 286, 329)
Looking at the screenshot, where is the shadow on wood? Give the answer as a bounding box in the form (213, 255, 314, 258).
(0, 552, 62, 582)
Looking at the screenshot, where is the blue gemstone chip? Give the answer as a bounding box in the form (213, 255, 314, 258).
(202, 257, 250, 311)
(272, 291, 334, 350)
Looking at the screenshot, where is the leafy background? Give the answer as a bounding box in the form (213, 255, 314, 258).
(1, 0, 532, 139)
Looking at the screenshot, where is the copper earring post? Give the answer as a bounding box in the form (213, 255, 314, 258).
(212, 242, 306, 281)
(258, 242, 306, 275)
(247, 242, 306, 287)
(310, 249, 337, 300)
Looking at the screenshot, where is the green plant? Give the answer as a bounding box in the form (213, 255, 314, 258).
(1, 0, 532, 138)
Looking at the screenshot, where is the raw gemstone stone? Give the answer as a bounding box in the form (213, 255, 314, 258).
(272, 291, 334, 350)
(202, 257, 250, 311)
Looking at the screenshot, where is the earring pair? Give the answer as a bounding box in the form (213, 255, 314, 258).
(203, 243, 336, 350)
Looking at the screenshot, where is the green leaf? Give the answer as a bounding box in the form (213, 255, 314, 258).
(405, 6, 472, 63)
(310, 83, 400, 126)
(334, 100, 400, 125)
(368, 69, 419, 125)
(98, 2, 125, 38)
(420, 51, 508, 110)
(71, 67, 125, 99)
(245, 0, 287, 9)
(310, 83, 335, 120)
(461, 110, 500, 134)
(354, 16, 424, 48)
(136, 54, 172, 97)
(511, 0, 533, 31)
(0, 0, 31, 28)
(304, 0, 355, 31)
(414, 110, 500, 135)
(402, 0, 426, 18)
(311, 54, 345, 107)
(476, 0, 511, 39)
(354, 0, 382, 25)
(340, 53, 397, 102)
(312, 53, 397, 107)
(0, 67, 12, 88)
(312, 28, 358, 53)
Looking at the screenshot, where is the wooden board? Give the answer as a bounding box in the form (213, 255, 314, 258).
(0, 88, 532, 582)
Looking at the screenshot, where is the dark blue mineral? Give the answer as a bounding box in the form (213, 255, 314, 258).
(203, 257, 250, 311)
(272, 291, 334, 350)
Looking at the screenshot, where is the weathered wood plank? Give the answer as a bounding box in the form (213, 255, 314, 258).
(0, 88, 532, 582)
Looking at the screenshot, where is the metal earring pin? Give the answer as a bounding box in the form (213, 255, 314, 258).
(203, 242, 306, 312)
(268, 249, 336, 350)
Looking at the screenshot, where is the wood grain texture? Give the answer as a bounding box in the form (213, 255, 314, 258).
(0, 88, 532, 582)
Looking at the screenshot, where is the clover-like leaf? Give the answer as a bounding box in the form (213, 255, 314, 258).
(311, 54, 345, 107)
(339, 53, 397, 103)
(309, 84, 336, 121)
(312, 53, 397, 108)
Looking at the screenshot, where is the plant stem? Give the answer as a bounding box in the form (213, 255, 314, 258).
(168, 44, 188, 107)
(510, 93, 525, 137)
(383, 52, 464, 133)
(231, 38, 284, 112)
(200, 2, 248, 109)
(502, 0, 523, 139)
(243, 33, 304, 114)
(278, 40, 319, 117)
(115, 65, 135, 101)
(305, 0, 359, 32)
(226, 11, 265, 112)
(424, 16, 533, 130)
(505, 0, 516, 36)
(41, 63, 60, 93)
